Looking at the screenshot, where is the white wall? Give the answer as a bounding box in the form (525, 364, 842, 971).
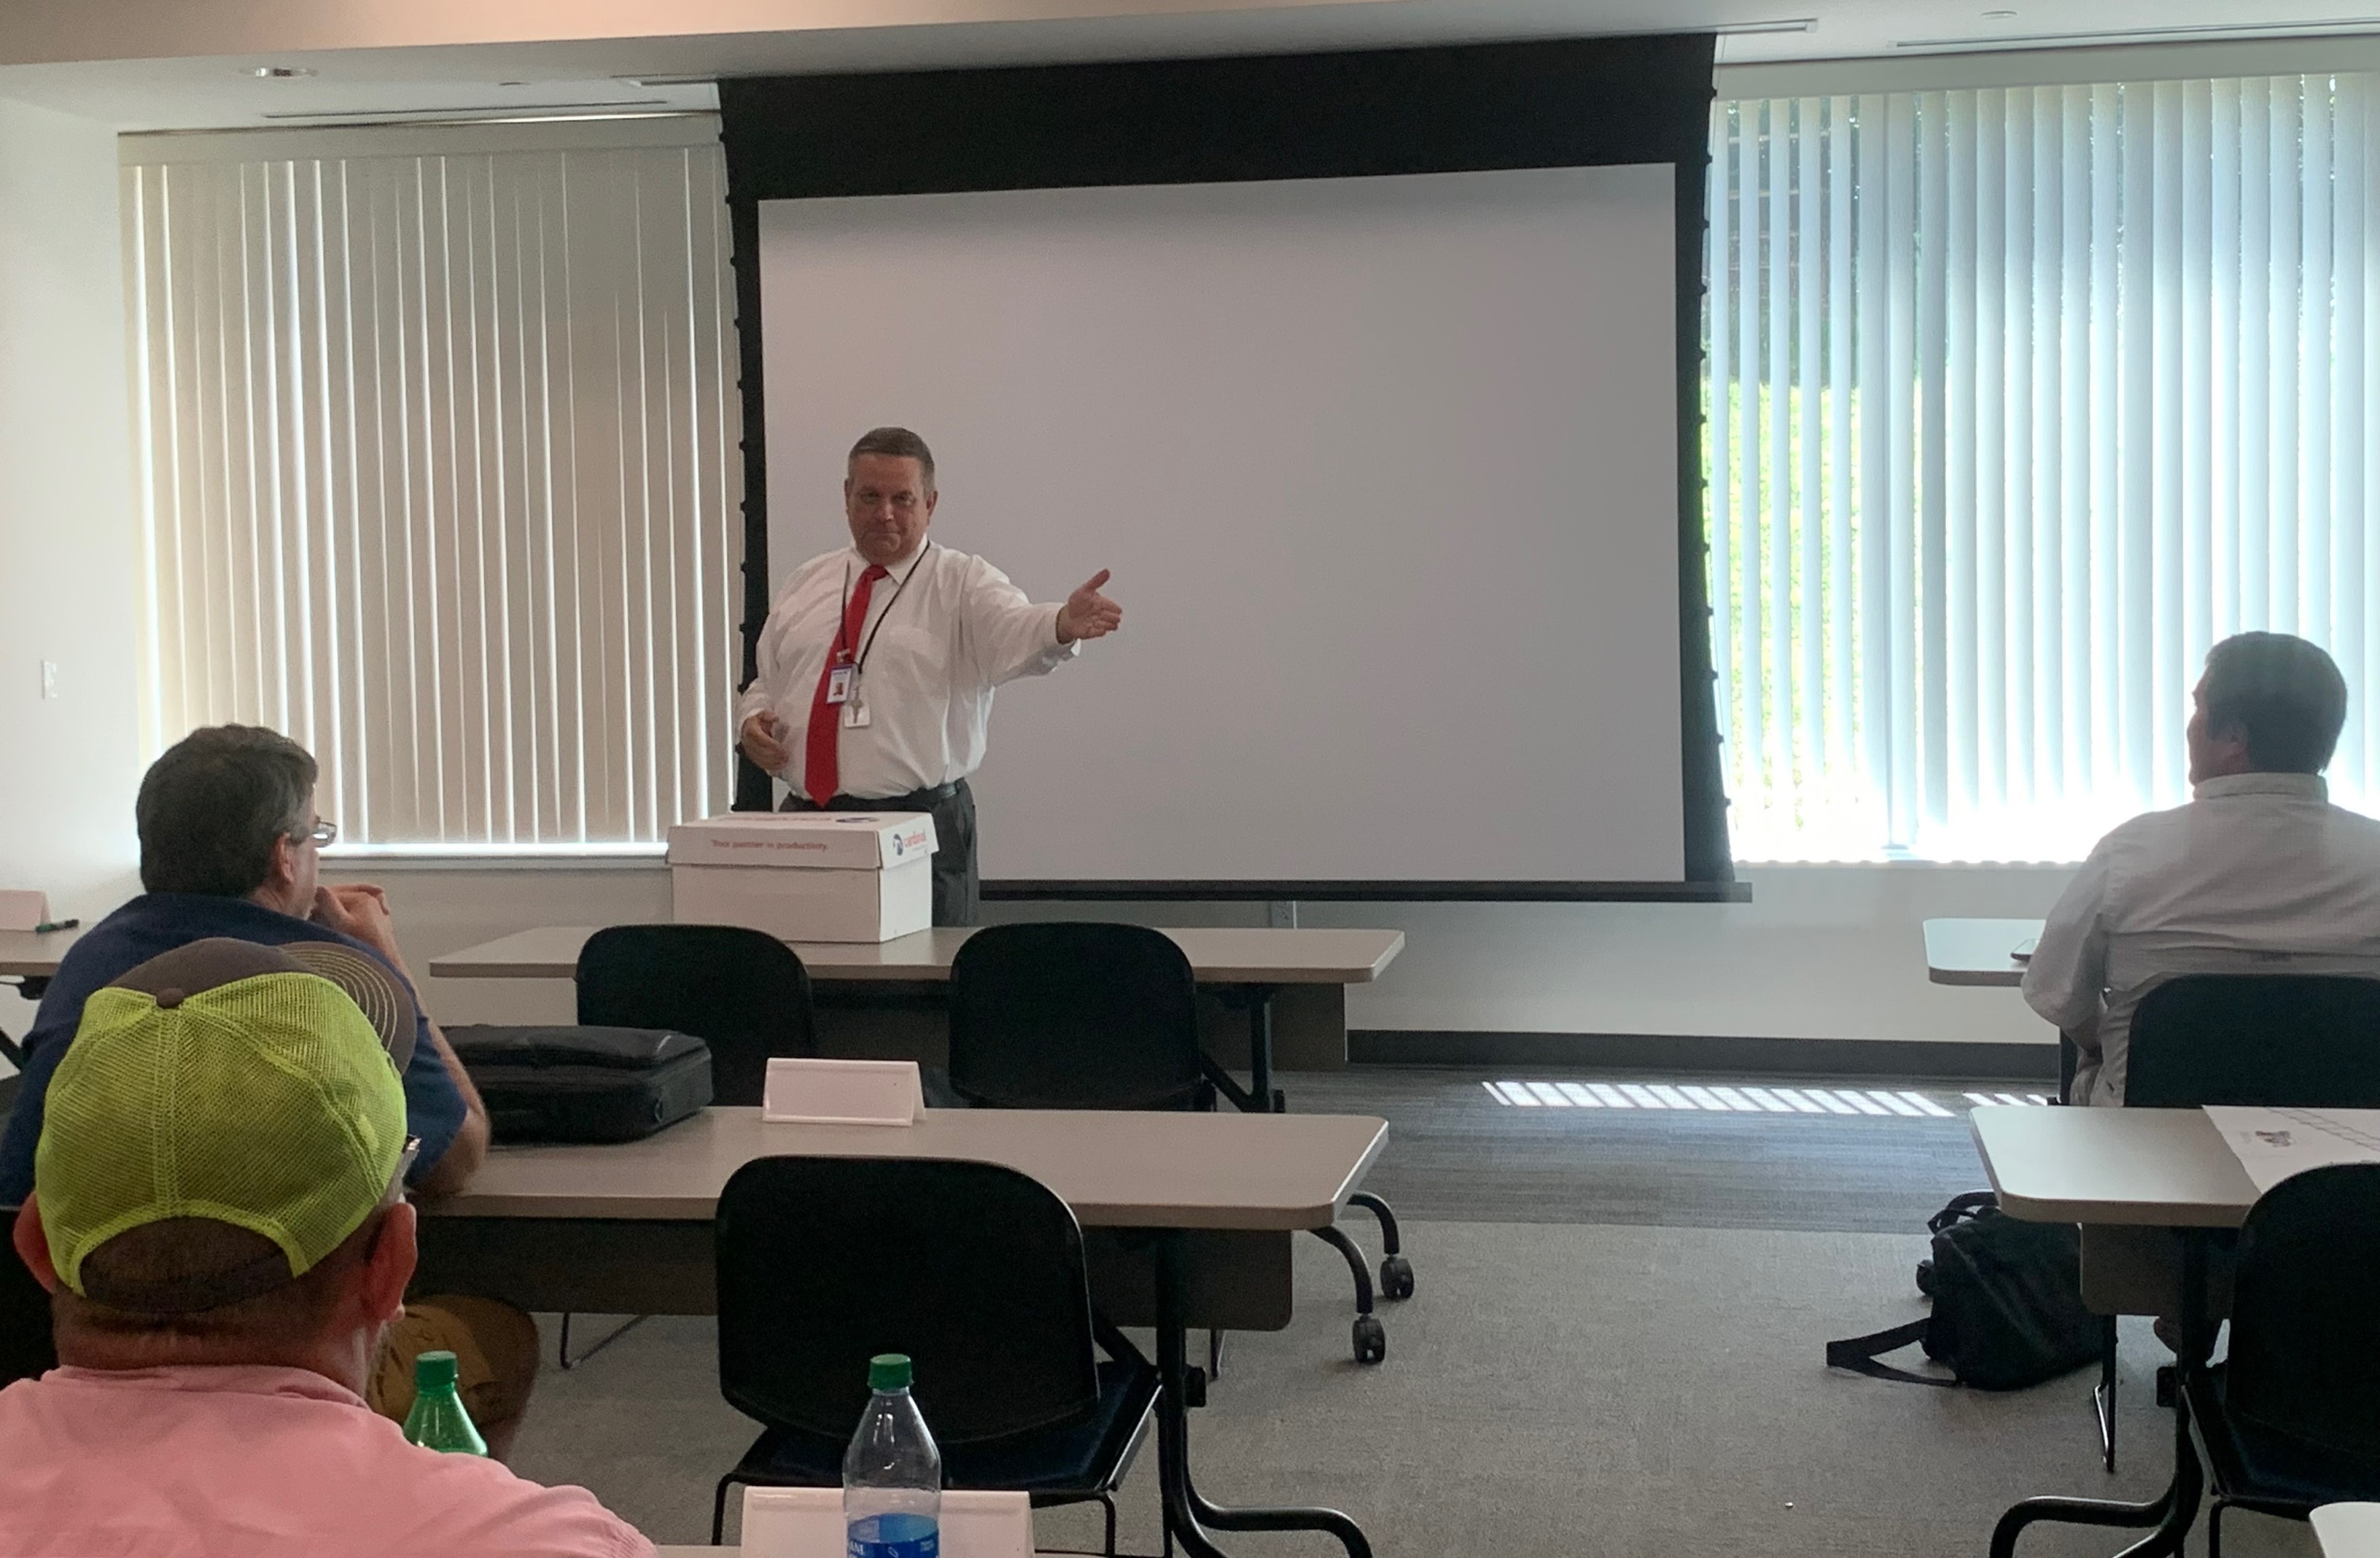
(0, 96, 137, 1048)
(0, 90, 2074, 1068)
(349, 860, 2070, 1054)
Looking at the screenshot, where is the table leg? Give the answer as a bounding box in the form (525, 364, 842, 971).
(1246, 985, 1280, 1114)
(1986, 1234, 2208, 1558)
(1153, 1231, 1372, 1558)
(1201, 986, 1284, 1115)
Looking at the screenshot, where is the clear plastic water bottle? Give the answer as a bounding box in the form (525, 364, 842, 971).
(844, 1353, 941, 1558)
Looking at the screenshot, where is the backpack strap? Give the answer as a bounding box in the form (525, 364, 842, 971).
(1825, 1319, 1957, 1387)
(1927, 1190, 1999, 1235)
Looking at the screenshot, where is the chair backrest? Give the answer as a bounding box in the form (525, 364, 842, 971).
(2222, 1162, 2380, 1458)
(714, 1156, 1100, 1447)
(575, 924, 816, 1107)
(2126, 975, 2380, 1107)
(0, 1209, 55, 1387)
(946, 922, 1204, 1110)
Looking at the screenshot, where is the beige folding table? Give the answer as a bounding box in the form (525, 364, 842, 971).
(418, 1105, 1388, 1558)
(1970, 1104, 2255, 1558)
(1921, 916, 2043, 988)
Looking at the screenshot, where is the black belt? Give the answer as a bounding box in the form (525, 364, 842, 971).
(790, 780, 960, 812)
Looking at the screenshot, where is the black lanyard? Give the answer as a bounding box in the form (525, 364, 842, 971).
(833, 543, 930, 674)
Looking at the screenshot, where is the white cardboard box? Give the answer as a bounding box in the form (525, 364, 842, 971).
(667, 813, 936, 943)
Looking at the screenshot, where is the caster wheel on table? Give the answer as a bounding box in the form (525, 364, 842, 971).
(1353, 1314, 1387, 1364)
(1380, 1254, 1415, 1301)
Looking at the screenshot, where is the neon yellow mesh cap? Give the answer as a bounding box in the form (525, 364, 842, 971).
(36, 938, 411, 1310)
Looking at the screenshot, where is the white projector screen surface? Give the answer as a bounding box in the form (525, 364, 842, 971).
(758, 164, 1683, 884)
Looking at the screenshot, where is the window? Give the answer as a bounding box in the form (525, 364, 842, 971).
(1710, 77, 2380, 861)
(122, 116, 739, 854)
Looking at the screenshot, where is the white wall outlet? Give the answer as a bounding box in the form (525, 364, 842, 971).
(39, 661, 59, 700)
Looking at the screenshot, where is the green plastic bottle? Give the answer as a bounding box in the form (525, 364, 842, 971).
(402, 1349, 489, 1456)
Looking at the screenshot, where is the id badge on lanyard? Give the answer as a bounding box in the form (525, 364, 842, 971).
(826, 662, 857, 705)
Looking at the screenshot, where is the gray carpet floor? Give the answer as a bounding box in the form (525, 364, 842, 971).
(503, 1069, 2317, 1557)
(1269, 1067, 2003, 1231)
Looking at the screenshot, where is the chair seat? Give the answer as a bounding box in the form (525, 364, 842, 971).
(733, 1358, 1158, 1495)
(2193, 1365, 2380, 1508)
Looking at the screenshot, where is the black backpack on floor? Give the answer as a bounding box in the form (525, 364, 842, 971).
(1827, 1190, 2101, 1391)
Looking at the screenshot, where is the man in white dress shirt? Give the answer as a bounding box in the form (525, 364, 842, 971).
(2024, 631, 2380, 1105)
(736, 427, 1122, 924)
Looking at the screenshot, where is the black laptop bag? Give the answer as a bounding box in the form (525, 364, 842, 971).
(444, 1025, 713, 1143)
(1826, 1190, 2102, 1390)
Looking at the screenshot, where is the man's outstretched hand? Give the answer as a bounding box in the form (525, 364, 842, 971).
(1057, 569, 1124, 644)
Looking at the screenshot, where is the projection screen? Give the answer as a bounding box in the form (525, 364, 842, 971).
(719, 36, 1734, 898)
(758, 164, 1681, 886)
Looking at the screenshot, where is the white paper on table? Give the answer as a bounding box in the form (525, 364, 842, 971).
(2204, 1106, 2380, 1196)
(739, 1487, 1033, 1558)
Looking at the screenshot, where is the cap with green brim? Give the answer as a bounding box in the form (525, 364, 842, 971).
(36, 937, 411, 1314)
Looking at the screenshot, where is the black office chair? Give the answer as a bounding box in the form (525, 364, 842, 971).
(709, 1156, 1158, 1549)
(575, 924, 817, 1107)
(2087, 974, 2380, 1471)
(2181, 1162, 2380, 1557)
(561, 924, 819, 1369)
(2128, 975, 2380, 1107)
(947, 922, 1409, 1365)
(0, 1209, 55, 1388)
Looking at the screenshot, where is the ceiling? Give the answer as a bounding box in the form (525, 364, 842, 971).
(2, 0, 2377, 133)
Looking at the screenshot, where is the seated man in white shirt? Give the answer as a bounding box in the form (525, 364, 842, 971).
(2024, 631, 2380, 1105)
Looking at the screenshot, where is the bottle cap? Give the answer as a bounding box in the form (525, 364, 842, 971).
(868, 1353, 911, 1392)
(413, 1349, 460, 1390)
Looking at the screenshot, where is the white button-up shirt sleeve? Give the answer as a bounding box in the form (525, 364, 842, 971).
(952, 551, 1076, 688)
(2023, 837, 2115, 1095)
(733, 554, 833, 744)
(733, 542, 1081, 801)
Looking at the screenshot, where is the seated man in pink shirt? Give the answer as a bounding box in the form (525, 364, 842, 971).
(0, 938, 652, 1558)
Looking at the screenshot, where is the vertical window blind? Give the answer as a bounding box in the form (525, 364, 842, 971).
(122, 117, 739, 853)
(1711, 77, 2380, 861)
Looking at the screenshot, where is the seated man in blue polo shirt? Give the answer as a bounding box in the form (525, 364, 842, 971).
(0, 724, 537, 1454)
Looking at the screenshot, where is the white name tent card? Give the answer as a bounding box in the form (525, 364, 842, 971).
(763, 1057, 924, 1126)
(739, 1487, 1033, 1558)
(2205, 1106, 2380, 1196)
(0, 891, 50, 933)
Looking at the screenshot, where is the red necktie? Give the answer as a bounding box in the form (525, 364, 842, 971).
(805, 564, 889, 803)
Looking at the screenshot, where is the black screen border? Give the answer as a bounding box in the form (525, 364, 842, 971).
(719, 34, 1740, 903)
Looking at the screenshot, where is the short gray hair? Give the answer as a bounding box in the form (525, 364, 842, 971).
(136, 725, 317, 896)
(848, 426, 936, 492)
(2201, 632, 2349, 774)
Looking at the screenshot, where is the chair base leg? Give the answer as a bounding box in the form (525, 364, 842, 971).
(1349, 1191, 1413, 1301)
(712, 1473, 741, 1545)
(1207, 1328, 1224, 1381)
(2096, 1316, 2119, 1473)
(558, 1312, 649, 1371)
(1989, 1391, 2201, 1558)
(1309, 1224, 1385, 1363)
